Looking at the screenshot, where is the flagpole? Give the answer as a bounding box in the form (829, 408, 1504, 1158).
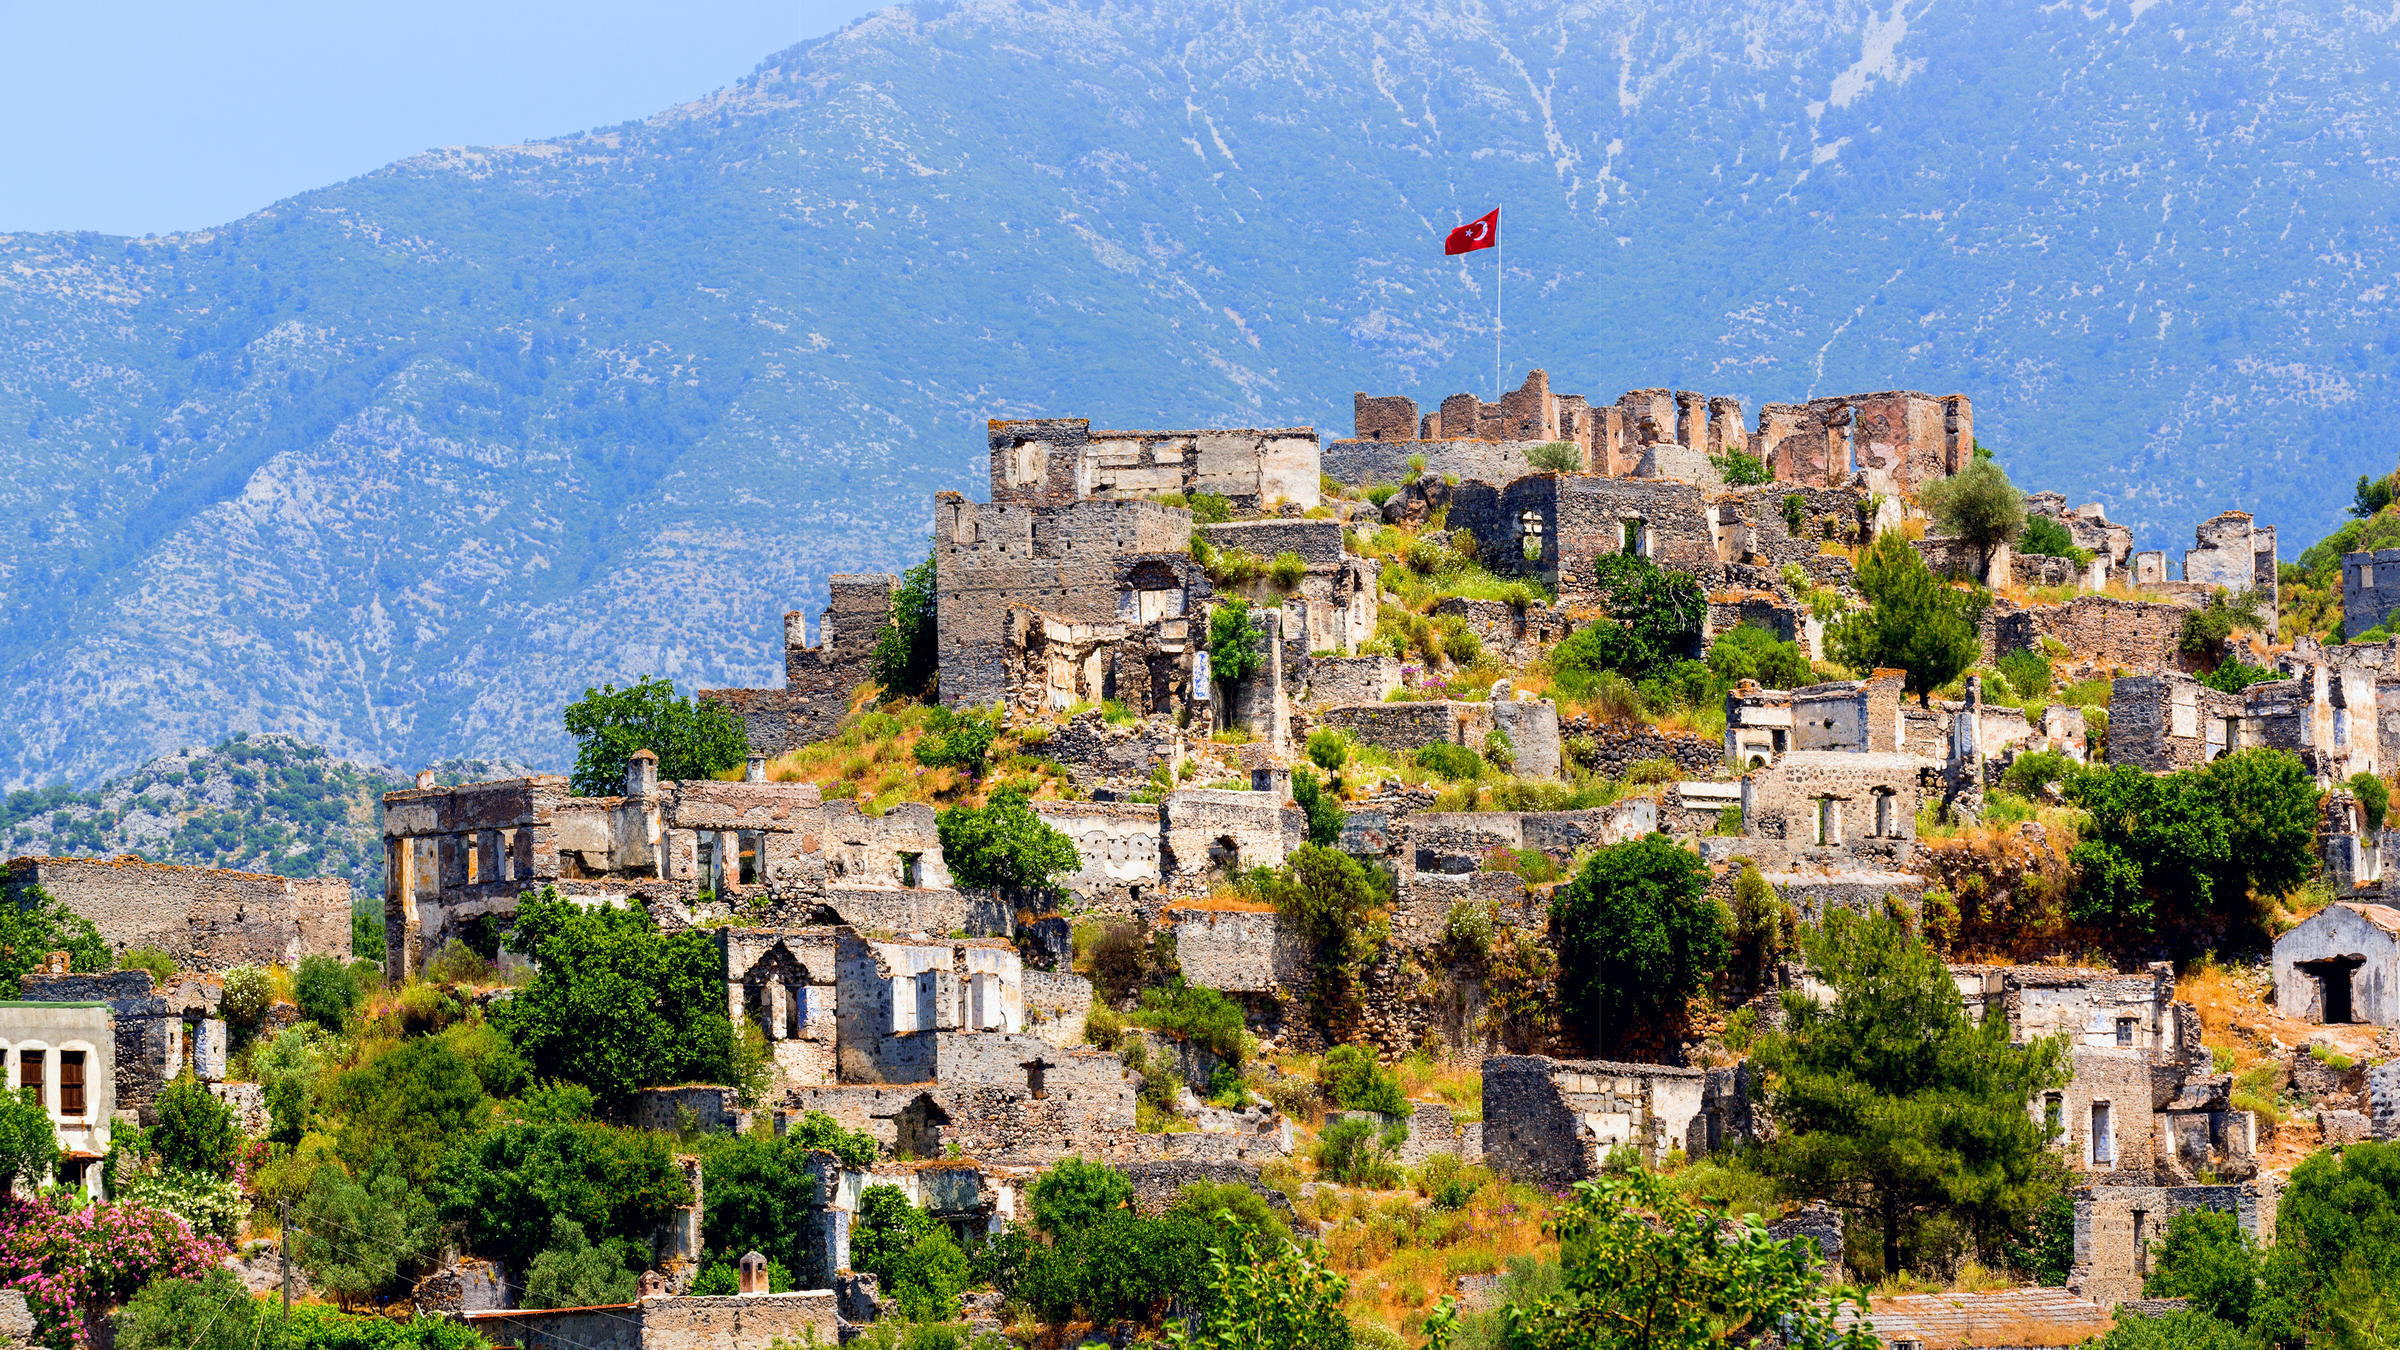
(1494, 209, 1503, 402)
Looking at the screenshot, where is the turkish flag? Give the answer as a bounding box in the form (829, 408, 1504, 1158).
(1445, 208, 1498, 255)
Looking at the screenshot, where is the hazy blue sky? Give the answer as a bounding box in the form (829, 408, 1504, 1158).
(0, 1, 883, 236)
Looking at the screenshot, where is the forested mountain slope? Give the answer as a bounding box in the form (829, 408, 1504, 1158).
(1, 0, 2391, 784)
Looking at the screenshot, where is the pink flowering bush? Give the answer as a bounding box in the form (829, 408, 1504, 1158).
(0, 1196, 229, 1350)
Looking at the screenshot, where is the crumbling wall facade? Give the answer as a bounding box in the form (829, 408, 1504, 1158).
(935, 493, 1198, 711)
(1755, 391, 1971, 495)
(702, 574, 896, 757)
(6, 857, 350, 974)
(1481, 1055, 1740, 1181)
(2107, 673, 2247, 773)
(988, 419, 1319, 510)
(2072, 1181, 2277, 1309)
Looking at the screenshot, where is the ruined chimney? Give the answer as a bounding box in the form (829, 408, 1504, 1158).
(745, 755, 766, 783)
(415, 769, 435, 790)
(627, 749, 659, 798)
(738, 1250, 768, 1295)
(39, 951, 67, 975)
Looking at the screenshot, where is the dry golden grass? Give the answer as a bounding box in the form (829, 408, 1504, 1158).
(749, 693, 1075, 812)
(1324, 1174, 1558, 1336)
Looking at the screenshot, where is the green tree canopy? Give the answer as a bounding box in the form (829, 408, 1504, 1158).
(522, 1216, 638, 1310)
(2255, 1140, 2400, 1350)
(1550, 836, 1727, 1056)
(1166, 1222, 1355, 1350)
(0, 882, 109, 986)
(2145, 1209, 2263, 1328)
(0, 1088, 57, 1193)
(699, 1116, 878, 1283)
(1291, 767, 1345, 848)
(152, 1070, 240, 1176)
(494, 888, 743, 1106)
(935, 788, 1081, 891)
(2017, 515, 2084, 560)
(1551, 553, 1707, 681)
(1453, 1167, 1876, 1350)
(294, 952, 362, 1033)
(1827, 532, 1988, 704)
(1921, 458, 2024, 560)
(2067, 749, 2318, 950)
(435, 1114, 690, 1275)
(870, 550, 939, 699)
(1749, 911, 2071, 1279)
(328, 1040, 493, 1186)
(562, 675, 749, 796)
(1208, 598, 1266, 684)
(295, 1146, 442, 1310)
(1028, 1155, 1135, 1236)
(1263, 845, 1388, 1027)
(1706, 622, 1812, 690)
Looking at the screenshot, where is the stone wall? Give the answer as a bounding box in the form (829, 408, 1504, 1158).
(1301, 656, 1400, 706)
(1166, 907, 1309, 995)
(1754, 391, 1970, 495)
(2183, 511, 2276, 634)
(6, 857, 350, 974)
(2071, 1180, 2277, 1309)
(701, 574, 895, 757)
(1198, 519, 1346, 567)
(1428, 598, 1571, 668)
(2108, 673, 2246, 773)
(1480, 1055, 1736, 1181)
(1986, 596, 2191, 672)
(988, 418, 1319, 510)
(1321, 438, 1560, 488)
(1561, 717, 1724, 778)
(2271, 902, 2400, 1027)
(1737, 751, 1924, 860)
(933, 493, 1197, 710)
(2344, 548, 2400, 637)
(465, 1293, 841, 1350)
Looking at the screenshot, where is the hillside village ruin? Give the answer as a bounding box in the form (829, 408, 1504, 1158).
(8, 369, 2400, 1341)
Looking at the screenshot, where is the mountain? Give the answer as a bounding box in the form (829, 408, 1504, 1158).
(0, 733, 522, 896)
(1, 0, 2393, 786)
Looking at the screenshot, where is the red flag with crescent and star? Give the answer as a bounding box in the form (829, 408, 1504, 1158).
(1445, 208, 1498, 255)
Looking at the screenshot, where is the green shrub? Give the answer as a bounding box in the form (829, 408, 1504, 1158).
(121, 947, 176, 985)
(1706, 622, 1811, 689)
(1316, 1116, 1403, 1186)
(2000, 749, 2079, 799)
(1709, 447, 1772, 486)
(1029, 1155, 1134, 1236)
(1130, 980, 1249, 1066)
(1527, 441, 1582, 472)
(2349, 772, 2389, 834)
(914, 705, 1002, 775)
(935, 788, 1081, 891)
(1209, 598, 1267, 684)
(1293, 766, 1345, 849)
(435, 1115, 691, 1275)
(1415, 742, 1483, 781)
(522, 1215, 637, 1309)
(1306, 727, 1351, 773)
(295, 953, 363, 1032)
(219, 965, 273, 1028)
(1188, 492, 1234, 524)
(1269, 551, 1308, 590)
(1319, 1044, 1407, 1115)
(153, 1070, 240, 1176)
(1997, 649, 2053, 699)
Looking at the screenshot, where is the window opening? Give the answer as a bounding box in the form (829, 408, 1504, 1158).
(21, 1050, 43, 1104)
(2116, 1017, 2136, 1047)
(738, 832, 759, 887)
(1022, 1056, 1053, 1101)
(900, 852, 923, 890)
(2091, 1102, 2113, 1165)
(2044, 1093, 2063, 1138)
(464, 839, 479, 884)
(58, 1052, 84, 1117)
(2133, 1211, 2149, 1274)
